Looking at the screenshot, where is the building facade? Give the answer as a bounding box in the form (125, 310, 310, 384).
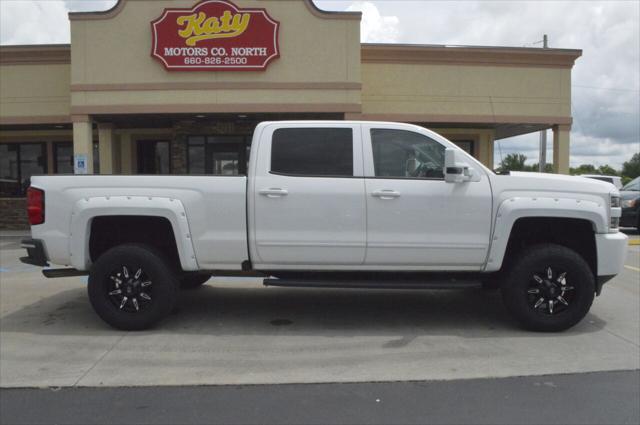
(0, 0, 581, 229)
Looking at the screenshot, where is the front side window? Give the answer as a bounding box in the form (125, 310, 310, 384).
(271, 128, 353, 176)
(371, 129, 445, 179)
(0, 143, 47, 197)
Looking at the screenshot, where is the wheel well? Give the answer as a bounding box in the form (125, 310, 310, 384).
(89, 216, 181, 269)
(502, 217, 597, 275)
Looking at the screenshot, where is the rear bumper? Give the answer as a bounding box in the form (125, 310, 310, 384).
(19, 238, 49, 267)
(595, 232, 627, 278)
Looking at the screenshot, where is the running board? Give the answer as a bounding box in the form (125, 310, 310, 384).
(42, 268, 89, 278)
(263, 278, 481, 290)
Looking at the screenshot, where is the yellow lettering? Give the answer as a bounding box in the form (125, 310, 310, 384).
(219, 10, 233, 30)
(176, 10, 251, 46)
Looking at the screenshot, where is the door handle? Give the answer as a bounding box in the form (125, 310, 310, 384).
(259, 188, 289, 198)
(371, 190, 401, 199)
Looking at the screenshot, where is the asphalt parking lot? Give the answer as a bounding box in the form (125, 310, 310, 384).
(0, 230, 638, 389)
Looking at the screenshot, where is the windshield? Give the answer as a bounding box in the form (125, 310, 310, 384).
(622, 176, 640, 191)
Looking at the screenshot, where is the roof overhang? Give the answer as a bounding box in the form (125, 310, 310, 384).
(362, 43, 582, 68)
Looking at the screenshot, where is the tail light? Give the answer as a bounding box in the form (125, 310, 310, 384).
(27, 187, 45, 225)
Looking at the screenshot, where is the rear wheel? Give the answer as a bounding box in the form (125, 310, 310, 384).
(180, 273, 211, 289)
(501, 244, 595, 332)
(88, 244, 178, 330)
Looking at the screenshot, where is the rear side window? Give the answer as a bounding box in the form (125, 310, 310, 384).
(271, 128, 353, 177)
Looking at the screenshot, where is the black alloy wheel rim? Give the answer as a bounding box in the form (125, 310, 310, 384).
(106, 265, 153, 313)
(526, 266, 576, 315)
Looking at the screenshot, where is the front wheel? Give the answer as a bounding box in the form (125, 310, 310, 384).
(501, 244, 595, 332)
(88, 244, 178, 330)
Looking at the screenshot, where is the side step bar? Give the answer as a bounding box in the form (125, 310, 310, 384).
(42, 268, 89, 278)
(263, 278, 481, 290)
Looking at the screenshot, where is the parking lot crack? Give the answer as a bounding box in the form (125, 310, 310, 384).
(594, 325, 639, 349)
(72, 333, 127, 387)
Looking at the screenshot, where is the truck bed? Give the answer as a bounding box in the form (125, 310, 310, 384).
(29, 175, 248, 270)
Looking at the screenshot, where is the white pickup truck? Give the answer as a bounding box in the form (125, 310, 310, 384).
(21, 121, 628, 332)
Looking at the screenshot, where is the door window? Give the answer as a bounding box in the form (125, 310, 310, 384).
(270, 128, 353, 176)
(370, 129, 445, 179)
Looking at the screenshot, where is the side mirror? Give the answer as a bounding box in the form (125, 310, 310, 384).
(444, 148, 478, 183)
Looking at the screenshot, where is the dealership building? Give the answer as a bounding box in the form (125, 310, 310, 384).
(0, 0, 581, 229)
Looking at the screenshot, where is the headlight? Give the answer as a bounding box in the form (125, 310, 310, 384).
(611, 217, 620, 229)
(622, 199, 637, 208)
(610, 195, 621, 208)
(610, 194, 621, 232)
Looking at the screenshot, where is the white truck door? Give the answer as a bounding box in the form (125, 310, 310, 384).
(249, 123, 366, 267)
(362, 124, 492, 269)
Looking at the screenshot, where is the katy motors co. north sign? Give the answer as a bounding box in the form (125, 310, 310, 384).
(151, 0, 280, 71)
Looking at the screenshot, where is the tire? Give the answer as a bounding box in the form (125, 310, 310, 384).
(88, 244, 178, 330)
(501, 243, 595, 332)
(180, 273, 211, 289)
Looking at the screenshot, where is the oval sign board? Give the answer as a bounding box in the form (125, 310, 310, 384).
(151, 0, 280, 71)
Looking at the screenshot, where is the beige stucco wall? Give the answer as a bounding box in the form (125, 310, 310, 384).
(71, 89, 360, 110)
(70, 0, 361, 112)
(0, 64, 71, 120)
(361, 63, 572, 120)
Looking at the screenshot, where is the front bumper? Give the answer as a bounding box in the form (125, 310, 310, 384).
(19, 238, 49, 267)
(595, 231, 627, 278)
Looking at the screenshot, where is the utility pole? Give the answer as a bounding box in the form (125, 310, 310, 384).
(538, 34, 548, 173)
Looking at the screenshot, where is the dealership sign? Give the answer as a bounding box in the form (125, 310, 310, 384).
(151, 0, 280, 71)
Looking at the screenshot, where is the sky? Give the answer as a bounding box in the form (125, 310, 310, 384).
(1, 0, 639, 170)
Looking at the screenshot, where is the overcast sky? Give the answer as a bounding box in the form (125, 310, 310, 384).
(1, 0, 638, 169)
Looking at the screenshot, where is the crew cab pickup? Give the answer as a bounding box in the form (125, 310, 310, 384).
(21, 121, 628, 331)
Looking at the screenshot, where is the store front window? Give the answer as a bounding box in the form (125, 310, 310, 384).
(137, 140, 170, 174)
(453, 140, 475, 156)
(53, 141, 99, 174)
(187, 136, 248, 175)
(53, 142, 73, 174)
(93, 141, 100, 174)
(0, 142, 47, 197)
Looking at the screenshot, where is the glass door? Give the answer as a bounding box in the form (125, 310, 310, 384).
(187, 136, 248, 175)
(137, 140, 170, 174)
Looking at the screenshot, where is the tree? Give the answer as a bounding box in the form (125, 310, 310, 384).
(498, 153, 528, 172)
(622, 153, 640, 179)
(570, 164, 598, 175)
(598, 164, 618, 176)
(530, 163, 554, 173)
